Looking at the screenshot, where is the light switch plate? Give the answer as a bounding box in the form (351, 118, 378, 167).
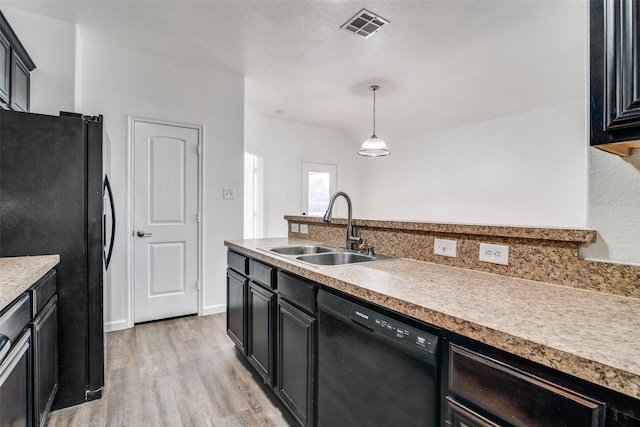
(290, 223, 299, 233)
(223, 188, 236, 200)
(434, 238, 457, 257)
(479, 243, 509, 265)
(300, 224, 309, 234)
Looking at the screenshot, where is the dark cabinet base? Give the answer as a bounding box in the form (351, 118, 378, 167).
(277, 299, 315, 427)
(32, 296, 58, 427)
(247, 282, 275, 386)
(226, 269, 247, 353)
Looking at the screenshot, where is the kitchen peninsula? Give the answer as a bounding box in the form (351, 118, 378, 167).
(226, 219, 640, 426)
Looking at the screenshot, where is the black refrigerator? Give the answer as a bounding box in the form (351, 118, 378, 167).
(0, 109, 107, 409)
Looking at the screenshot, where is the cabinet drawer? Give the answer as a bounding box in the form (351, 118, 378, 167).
(29, 269, 56, 315)
(449, 344, 604, 427)
(249, 259, 275, 289)
(277, 271, 318, 314)
(227, 250, 248, 275)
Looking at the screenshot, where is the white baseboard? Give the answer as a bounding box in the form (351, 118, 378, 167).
(105, 318, 130, 332)
(202, 303, 226, 316)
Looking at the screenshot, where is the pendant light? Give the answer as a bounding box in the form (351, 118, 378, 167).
(358, 85, 390, 157)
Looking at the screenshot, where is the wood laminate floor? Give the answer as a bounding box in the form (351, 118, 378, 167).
(49, 313, 295, 427)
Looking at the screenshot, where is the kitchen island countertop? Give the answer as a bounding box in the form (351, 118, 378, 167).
(0, 255, 60, 310)
(226, 237, 640, 400)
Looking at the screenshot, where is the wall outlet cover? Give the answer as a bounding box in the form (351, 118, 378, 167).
(291, 223, 299, 233)
(223, 188, 236, 200)
(300, 224, 309, 234)
(479, 243, 509, 265)
(434, 238, 457, 257)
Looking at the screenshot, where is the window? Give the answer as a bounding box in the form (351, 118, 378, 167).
(244, 152, 263, 239)
(300, 161, 337, 216)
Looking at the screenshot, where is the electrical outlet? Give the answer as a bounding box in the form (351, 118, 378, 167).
(290, 223, 299, 233)
(479, 243, 509, 265)
(434, 238, 457, 257)
(223, 188, 235, 199)
(299, 224, 309, 234)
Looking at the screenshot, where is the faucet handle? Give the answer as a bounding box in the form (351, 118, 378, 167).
(355, 241, 375, 256)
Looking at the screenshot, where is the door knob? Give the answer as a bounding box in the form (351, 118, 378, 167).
(136, 230, 152, 238)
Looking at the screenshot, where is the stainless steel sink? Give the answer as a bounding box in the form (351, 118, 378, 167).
(267, 245, 338, 255)
(296, 252, 376, 266)
(260, 244, 395, 267)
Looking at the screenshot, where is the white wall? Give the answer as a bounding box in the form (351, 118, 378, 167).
(2, 7, 75, 114)
(360, 99, 587, 227)
(582, 148, 640, 265)
(75, 29, 244, 329)
(245, 105, 365, 237)
(5, 9, 245, 330)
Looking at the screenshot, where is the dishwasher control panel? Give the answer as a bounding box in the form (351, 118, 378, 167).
(350, 305, 437, 354)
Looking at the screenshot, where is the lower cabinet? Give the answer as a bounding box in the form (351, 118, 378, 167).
(32, 296, 58, 427)
(277, 299, 316, 427)
(248, 281, 276, 386)
(226, 269, 247, 353)
(29, 268, 58, 427)
(444, 342, 606, 427)
(226, 250, 318, 427)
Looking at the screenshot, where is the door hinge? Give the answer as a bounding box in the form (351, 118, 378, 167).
(197, 143, 201, 155)
(196, 281, 201, 291)
(197, 212, 201, 223)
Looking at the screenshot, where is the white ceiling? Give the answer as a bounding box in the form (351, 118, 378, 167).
(4, 0, 585, 145)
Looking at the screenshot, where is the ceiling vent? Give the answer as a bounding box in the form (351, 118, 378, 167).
(341, 9, 389, 39)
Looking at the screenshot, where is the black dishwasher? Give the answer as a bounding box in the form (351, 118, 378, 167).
(317, 290, 439, 427)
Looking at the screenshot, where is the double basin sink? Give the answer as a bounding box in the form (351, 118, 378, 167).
(262, 244, 394, 267)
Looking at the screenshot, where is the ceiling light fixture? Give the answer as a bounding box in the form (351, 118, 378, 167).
(358, 85, 390, 157)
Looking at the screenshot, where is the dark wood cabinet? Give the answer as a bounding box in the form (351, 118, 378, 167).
(277, 299, 316, 427)
(446, 343, 605, 427)
(32, 296, 58, 427)
(443, 335, 640, 426)
(10, 52, 29, 112)
(277, 271, 318, 427)
(0, 11, 35, 112)
(29, 268, 58, 427)
(226, 269, 247, 353)
(590, 0, 640, 155)
(0, 31, 10, 105)
(226, 251, 318, 427)
(248, 281, 276, 386)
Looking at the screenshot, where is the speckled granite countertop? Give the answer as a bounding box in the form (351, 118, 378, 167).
(226, 237, 640, 400)
(0, 255, 60, 310)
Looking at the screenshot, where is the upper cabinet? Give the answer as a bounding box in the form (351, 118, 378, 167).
(0, 11, 35, 112)
(590, 0, 640, 156)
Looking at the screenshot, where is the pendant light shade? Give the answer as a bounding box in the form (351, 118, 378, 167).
(358, 85, 390, 157)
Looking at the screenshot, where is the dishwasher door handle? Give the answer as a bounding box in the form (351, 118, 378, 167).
(350, 317, 375, 333)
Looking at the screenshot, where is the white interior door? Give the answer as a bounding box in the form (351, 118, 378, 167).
(133, 120, 200, 323)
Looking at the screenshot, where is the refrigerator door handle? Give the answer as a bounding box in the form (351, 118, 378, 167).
(103, 175, 116, 270)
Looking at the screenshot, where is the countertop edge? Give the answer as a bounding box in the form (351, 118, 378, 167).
(283, 215, 597, 243)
